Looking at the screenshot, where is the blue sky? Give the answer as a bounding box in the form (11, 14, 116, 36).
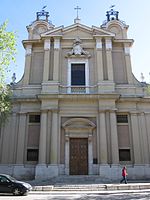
(1, 0, 150, 83)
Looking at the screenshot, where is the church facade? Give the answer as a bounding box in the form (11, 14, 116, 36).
(0, 8, 150, 181)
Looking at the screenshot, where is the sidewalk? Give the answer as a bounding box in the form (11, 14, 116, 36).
(26, 177, 150, 192)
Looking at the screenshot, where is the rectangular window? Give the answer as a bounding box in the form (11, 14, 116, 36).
(27, 114, 40, 163)
(119, 149, 131, 161)
(117, 114, 131, 162)
(29, 115, 40, 123)
(71, 64, 85, 85)
(27, 149, 39, 161)
(117, 115, 128, 123)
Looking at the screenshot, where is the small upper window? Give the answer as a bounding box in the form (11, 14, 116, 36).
(27, 149, 39, 161)
(119, 149, 131, 161)
(29, 115, 40, 123)
(117, 115, 128, 123)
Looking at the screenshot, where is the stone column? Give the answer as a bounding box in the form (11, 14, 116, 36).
(146, 113, 150, 163)
(50, 110, 58, 164)
(124, 43, 133, 84)
(53, 38, 60, 81)
(23, 44, 32, 85)
(99, 111, 108, 163)
(139, 113, 149, 164)
(95, 37, 103, 82)
(131, 112, 142, 164)
(105, 38, 114, 81)
(43, 39, 51, 82)
(65, 134, 69, 175)
(110, 111, 119, 164)
(16, 113, 27, 164)
(88, 133, 93, 175)
(46, 110, 52, 164)
(38, 110, 47, 164)
(8, 113, 17, 164)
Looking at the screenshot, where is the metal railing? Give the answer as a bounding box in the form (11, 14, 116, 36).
(59, 85, 98, 94)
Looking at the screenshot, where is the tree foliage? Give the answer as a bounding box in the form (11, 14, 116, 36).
(0, 21, 17, 126)
(0, 85, 12, 126)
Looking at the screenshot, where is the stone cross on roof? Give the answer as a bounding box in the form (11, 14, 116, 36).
(74, 6, 81, 19)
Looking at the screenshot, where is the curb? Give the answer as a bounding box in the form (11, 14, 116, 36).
(31, 183, 150, 192)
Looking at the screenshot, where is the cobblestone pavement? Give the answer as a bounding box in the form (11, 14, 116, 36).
(1, 190, 150, 200)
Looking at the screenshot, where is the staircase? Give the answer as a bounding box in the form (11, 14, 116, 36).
(30, 176, 150, 192)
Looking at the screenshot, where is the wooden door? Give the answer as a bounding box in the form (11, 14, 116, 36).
(70, 138, 88, 175)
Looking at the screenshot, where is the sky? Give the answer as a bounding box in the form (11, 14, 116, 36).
(0, 0, 150, 83)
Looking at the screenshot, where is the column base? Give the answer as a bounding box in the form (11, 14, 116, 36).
(99, 164, 120, 181)
(0, 164, 35, 180)
(98, 81, 115, 93)
(35, 164, 59, 180)
(41, 81, 59, 93)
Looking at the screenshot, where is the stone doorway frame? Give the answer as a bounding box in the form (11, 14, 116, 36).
(62, 118, 96, 175)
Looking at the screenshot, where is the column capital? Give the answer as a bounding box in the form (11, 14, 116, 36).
(95, 37, 102, 50)
(44, 39, 51, 50)
(99, 109, 117, 113)
(105, 38, 112, 50)
(25, 44, 32, 56)
(40, 109, 48, 113)
(98, 109, 106, 113)
(18, 112, 27, 115)
(54, 38, 61, 49)
(130, 111, 140, 115)
(124, 43, 130, 55)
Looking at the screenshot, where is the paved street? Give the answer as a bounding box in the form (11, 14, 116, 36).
(1, 190, 150, 200)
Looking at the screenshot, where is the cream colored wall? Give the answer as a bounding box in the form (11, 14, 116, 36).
(29, 46, 44, 84)
(1, 16, 150, 177)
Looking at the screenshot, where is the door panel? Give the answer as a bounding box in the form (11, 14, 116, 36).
(70, 138, 88, 175)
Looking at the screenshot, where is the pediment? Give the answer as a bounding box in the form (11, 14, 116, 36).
(41, 23, 115, 39)
(92, 25, 115, 37)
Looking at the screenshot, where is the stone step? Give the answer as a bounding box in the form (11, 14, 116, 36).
(47, 175, 111, 184)
(32, 183, 150, 192)
(53, 184, 106, 191)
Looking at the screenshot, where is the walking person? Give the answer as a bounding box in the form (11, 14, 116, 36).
(120, 166, 128, 184)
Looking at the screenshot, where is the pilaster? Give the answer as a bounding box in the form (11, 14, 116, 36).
(8, 113, 17, 164)
(38, 110, 47, 164)
(130, 112, 142, 164)
(46, 110, 52, 164)
(110, 111, 119, 164)
(124, 43, 133, 84)
(139, 113, 149, 164)
(95, 37, 103, 82)
(88, 134, 93, 175)
(53, 38, 60, 81)
(145, 113, 150, 163)
(105, 38, 114, 81)
(43, 39, 51, 82)
(23, 44, 32, 85)
(99, 111, 108, 164)
(65, 134, 69, 175)
(16, 113, 27, 164)
(50, 109, 58, 164)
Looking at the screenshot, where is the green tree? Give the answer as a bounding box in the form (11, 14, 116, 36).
(0, 21, 17, 126)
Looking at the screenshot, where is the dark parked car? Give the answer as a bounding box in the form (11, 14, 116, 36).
(0, 174, 32, 195)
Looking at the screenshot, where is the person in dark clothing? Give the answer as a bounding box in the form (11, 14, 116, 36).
(120, 166, 128, 184)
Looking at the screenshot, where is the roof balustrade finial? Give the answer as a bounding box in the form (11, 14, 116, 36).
(106, 5, 119, 22)
(36, 6, 49, 22)
(141, 72, 145, 82)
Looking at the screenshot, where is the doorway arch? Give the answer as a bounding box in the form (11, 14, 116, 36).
(62, 118, 96, 175)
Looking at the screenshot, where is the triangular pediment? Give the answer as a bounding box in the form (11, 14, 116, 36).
(41, 23, 115, 39)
